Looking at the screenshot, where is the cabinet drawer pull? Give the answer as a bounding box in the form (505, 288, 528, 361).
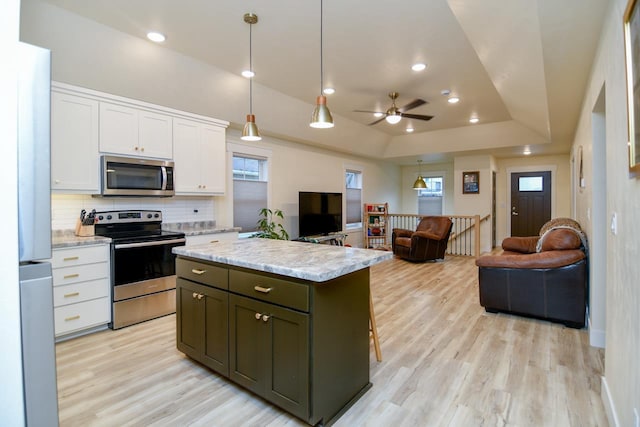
(64, 315, 80, 321)
(192, 292, 198, 299)
(197, 293, 204, 300)
(254, 286, 272, 294)
(261, 314, 270, 322)
(64, 292, 80, 298)
(63, 273, 79, 279)
(63, 256, 79, 262)
(255, 312, 262, 320)
(191, 269, 206, 275)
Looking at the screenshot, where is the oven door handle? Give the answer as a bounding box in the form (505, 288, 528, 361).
(114, 238, 186, 249)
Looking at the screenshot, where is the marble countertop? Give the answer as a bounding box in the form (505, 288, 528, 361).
(52, 230, 111, 249)
(173, 238, 393, 282)
(163, 221, 241, 236)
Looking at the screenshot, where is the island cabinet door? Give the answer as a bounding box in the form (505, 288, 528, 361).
(229, 294, 310, 421)
(176, 279, 229, 377)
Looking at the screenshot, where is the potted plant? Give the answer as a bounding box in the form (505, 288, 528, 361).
(253, 208, 289, 240)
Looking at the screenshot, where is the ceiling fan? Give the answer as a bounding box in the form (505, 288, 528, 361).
(354, 92, 434, 125)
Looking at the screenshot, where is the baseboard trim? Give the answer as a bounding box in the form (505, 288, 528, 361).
(588, 316, 606, 348)
(601, 376, 620, 427)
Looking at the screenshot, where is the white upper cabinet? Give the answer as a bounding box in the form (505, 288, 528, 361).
(51, 91, 100, 193)
(99, 102, 172, 160)
(173, 118, 226, 195)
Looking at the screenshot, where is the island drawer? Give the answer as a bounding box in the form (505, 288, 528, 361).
(177, 258, 228, 290)
(229, 270, 309, 312)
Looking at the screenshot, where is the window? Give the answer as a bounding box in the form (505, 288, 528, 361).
(345, 170, 362, 228)
(233, 155, 267, 233)
(418, 176, 443, 215)
(518, 176, 543, 192)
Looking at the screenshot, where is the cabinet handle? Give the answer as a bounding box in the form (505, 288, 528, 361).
(64, 292, 80, 298)
(63, 273, 79, 279)
(191, 269, 206, 275)
(134, 146, 139, 151)
(209, 240, 219, 244)
(141, 147, 145, 152)
(197, 293, 204, 300)
(261, 314, 270, 322)
(64, 315, 80, 321)
(254, 286, 272, 294)
(192, 292, 198, 299)
(63, 256, 79, 261)
(255, 313, 262, 320)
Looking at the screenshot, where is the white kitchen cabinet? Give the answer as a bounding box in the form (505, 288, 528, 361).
(185, 231, 239, 246)
(99, 101, 173, 159)
(51, 91, 100, 193)
(173, 118, 226, 195)
(51, 244, 111, 340)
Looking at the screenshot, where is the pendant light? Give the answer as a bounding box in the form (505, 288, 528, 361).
(413, 160, 428, 190)
(310, 0, 334, 128)
(241, 13, 262, 141)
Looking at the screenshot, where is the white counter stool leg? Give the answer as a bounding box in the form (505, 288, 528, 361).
(369, 292, 382, 362)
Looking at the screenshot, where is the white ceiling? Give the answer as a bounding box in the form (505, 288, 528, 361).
(37, 0, 609, 163)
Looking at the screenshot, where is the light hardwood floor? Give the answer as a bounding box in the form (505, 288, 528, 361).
(55, 255, 608, 427)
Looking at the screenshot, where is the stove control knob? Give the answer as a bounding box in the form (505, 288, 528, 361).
(98, 215, 104, 221)
(147, 213, 153, 219)
(154, 213, 160, 218)
(107, 215, 112, 220)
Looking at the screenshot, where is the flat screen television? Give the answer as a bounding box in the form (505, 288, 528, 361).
(298, 191, 343, 237)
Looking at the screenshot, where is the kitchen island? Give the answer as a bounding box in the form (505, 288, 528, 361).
(173, 239, 392, 426)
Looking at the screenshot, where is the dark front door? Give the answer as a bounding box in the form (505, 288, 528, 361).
(510, 171, 551, 236)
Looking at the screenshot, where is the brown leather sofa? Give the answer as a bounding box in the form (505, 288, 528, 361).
(475, 218, 587, 328)
(392, 216, 453, 262)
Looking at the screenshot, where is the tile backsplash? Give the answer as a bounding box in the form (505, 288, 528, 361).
(51, 194, 216, 230)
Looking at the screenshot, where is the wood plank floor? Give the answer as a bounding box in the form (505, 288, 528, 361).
(55, 255, 608, 427)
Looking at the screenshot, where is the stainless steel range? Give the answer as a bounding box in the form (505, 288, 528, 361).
(95, 210, 185, 329)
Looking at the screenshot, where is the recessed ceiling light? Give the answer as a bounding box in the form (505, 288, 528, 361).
(373, 112, 384, 118)
(523, 150, 532, 155)
(406, 127, 414, 133)
(411, 63, 427, 71)
(323, 87, 335, 95)
(241, 70, 255, 78)
(469, 117, 479, 124)
(447, 96, 460, 104)
(146, 32, 166, 43)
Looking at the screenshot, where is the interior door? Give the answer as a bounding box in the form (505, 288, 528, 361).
(510, 171, 551, 236)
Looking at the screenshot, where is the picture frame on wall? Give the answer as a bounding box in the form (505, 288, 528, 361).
(462, 171, 479, 194)
(623, 0, 640, 177)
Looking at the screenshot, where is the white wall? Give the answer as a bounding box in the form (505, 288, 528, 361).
(0, 0, 26, 424)
(400, 162, 454, 215)
(574, 1, 640, 426)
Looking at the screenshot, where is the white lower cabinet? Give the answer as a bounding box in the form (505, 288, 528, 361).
(51, 245, 111, 339)
(185, 232, 239, 246)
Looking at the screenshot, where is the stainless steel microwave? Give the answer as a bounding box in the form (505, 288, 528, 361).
(101, 155, 175, 197)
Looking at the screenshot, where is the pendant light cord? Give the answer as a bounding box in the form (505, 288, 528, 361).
(320, 0, 324, 95)
(249, 22, 253, 114)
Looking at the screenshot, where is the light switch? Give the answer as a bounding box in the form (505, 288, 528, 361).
(610, 212, 617, 235)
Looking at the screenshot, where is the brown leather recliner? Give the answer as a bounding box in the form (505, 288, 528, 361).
(475, 218, 587, 328)
(392, 216, 453, 262)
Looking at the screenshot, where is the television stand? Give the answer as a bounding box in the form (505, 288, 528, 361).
(298, 233, 347, 246)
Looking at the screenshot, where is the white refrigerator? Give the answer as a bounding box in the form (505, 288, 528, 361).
(18, 41, 59, 426)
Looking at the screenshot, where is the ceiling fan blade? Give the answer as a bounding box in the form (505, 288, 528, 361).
(353, 109, 383, 114)
(368, 116, 388, 125)
(398, 99, 427, 113)
(401, 113, 434, 121)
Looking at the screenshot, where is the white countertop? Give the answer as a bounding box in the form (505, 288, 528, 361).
(173, 238, 393, 282)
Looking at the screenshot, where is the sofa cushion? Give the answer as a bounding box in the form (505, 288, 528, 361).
(416, 216, 452, 240)
(501, 236, 539, 254)
(539, 228, 582, 251)
(395, 236, 412, 248)
(475, 249, 586, 269)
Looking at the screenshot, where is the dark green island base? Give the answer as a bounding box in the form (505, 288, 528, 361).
(175, 255, 373, 426)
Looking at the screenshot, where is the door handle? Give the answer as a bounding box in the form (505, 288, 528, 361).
(512, 212, 519, 216)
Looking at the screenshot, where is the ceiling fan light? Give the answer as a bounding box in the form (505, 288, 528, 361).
(241, 114, 262, 141)
(385, 114, 402, 124)
(310, 95, 334, 128)
(413, 175, 427, 190)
